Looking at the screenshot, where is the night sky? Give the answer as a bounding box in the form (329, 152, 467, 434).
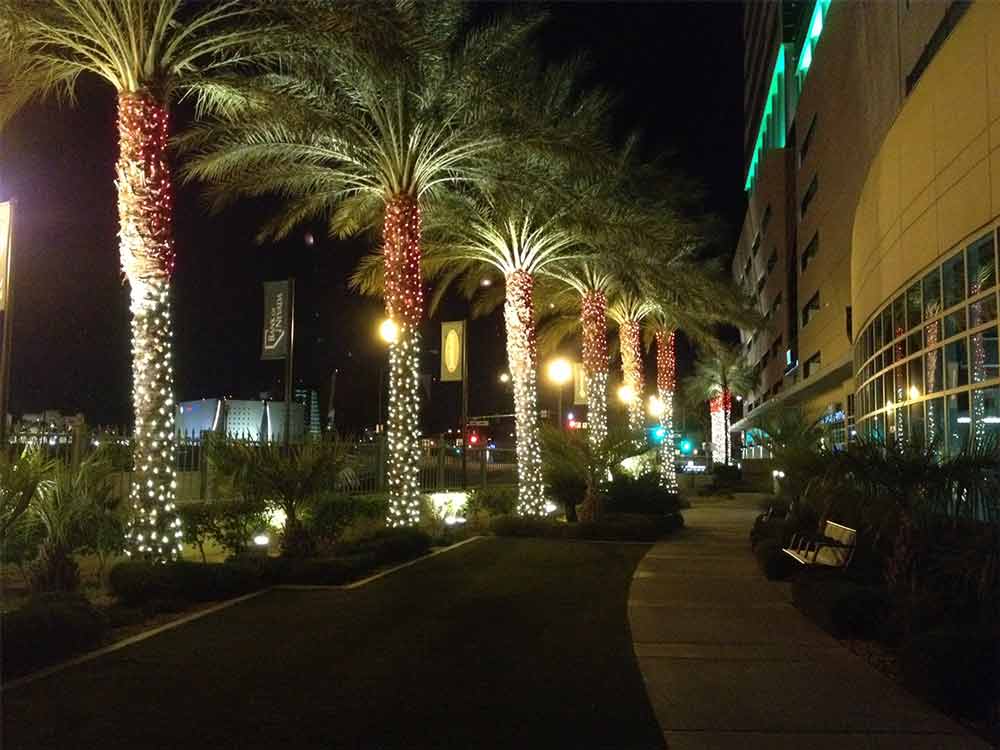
(0, 1, 744, 435)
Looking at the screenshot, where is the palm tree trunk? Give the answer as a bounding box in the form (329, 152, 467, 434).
(656, 330, 678, 491)
(382, 195, 424, 526)
(504, 270, 546, 515)
(116, 91, 182, 562)
(581, 290, 608, 448)
(620, 319, 644, 435)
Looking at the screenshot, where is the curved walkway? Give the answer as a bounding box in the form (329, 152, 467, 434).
(629, 493, 989, 750)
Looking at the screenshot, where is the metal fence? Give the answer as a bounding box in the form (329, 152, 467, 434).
(4, 428, 518, 502)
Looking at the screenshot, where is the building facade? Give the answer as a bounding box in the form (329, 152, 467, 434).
(731, 0, 998, 454)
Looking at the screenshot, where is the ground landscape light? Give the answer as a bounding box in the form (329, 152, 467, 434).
(618, 384, 637, 403)
(253, 533, 269, 546)
(379, 318, 399, 344)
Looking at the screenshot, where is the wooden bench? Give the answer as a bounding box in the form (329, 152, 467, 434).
(782, 520, 857, 568)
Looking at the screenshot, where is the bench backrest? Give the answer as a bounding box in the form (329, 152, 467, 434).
(824, 520, 857, 546)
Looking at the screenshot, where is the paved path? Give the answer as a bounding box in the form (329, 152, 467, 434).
(629, 493, 990, 749)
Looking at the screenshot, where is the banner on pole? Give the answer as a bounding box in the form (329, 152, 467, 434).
(261, 280, 290, 360)
(440, 320, 465, 382)
(0, 202, 11, 315)
(573, 361, 587, 405)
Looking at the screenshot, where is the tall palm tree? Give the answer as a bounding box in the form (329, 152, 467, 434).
(684, 345, 757, 465)
(0, 0, 288, 561)
(180, 4, 543, 526)
(609, 288, 653, 437)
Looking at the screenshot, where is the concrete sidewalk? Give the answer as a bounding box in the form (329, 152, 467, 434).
(629, 493, 989, 750)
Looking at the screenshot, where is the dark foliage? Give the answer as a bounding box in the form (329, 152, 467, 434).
(308, 493, 388, 544)
(337, 527, 432, 565)
(464, 486, 518, 517)
(792, 572, 891, 640)
(603, 472, 683, 516)
(491, 512, 681, 541)
(108, 561, 263, 606)
(1, 592, 106, 680)
(753, 539, 797, 580)
(900, 626, 1000, 721)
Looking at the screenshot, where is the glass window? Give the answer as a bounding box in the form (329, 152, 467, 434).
(891, 403, 909, 446)
(892, 295, 906, 337)
(801, 174, 818, 217)
(969, 294, 997, 328)
(970, 326, 999, 383)
(922, 268, 942, 320)
(945, 337, 969, 389)
(910, 402, 925, 446)
(894, 364, 907, 402)
(802, 292, 820, 328)
(885, 344, 895, 367)
(942, 252, 965, 309)
(874, 412, 886, 443)
(907, 331, 922, 356)
(944, 308, 967, 338)
(875, 373, 885, 410)
(909, 355, 924, 398)
(972, 385, 1000, 448)
(966, 233, 996, 296)
(926, 396, 944, 457)
(906, 282, 921, 329)
(874, 316, 883, 349)
(880, 307, 893, 345)
(947, 391, 970, 456)
(925, 348, 943, 394)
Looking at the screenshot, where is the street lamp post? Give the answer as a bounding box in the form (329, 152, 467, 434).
(377, 318, 399, 433)
(546, 358, 572, 430)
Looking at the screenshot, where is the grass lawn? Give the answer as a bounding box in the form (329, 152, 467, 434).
(2, 537, 665, 750)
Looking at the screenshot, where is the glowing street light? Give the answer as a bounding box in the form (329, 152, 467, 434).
(379, 318, 399, 344)
(648, 394, 665, 418)
(547, 357, 573, 430)
(499, 372, 511, 384)
(618, 383, 637, 404)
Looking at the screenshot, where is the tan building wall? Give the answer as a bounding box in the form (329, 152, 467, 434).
(853, 1, 1000, 332)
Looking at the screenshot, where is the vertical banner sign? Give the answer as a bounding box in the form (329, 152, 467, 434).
(440, 320, 465, 382)
(261, 281, 290, 360)
(573, 361, 587, 405)
(0, 201, 10, 316)
(0, 201, 13, 443)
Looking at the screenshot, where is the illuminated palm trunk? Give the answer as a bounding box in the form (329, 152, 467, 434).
(620, 319, 644, 435)
(656, 330, 678, 491)
(383, 195, 424, 526)
(581, 290, 609, 448)
(709, 389, 732, 465)
(504, 270, 546, 515)
(117, 92, 182, 561)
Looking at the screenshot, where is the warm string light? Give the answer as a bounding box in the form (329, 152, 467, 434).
(656, 330, 678, 491)
(505, 270, 546, 515)
(116, 92, 182, 561)
(709, 389, 733, 465)
(383, 195, 424, 525)
(620, 319, 644, 435)
(926, 322, 940, 447)
(581, 290, 609, 447)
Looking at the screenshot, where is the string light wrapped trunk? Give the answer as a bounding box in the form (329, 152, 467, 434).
(504, 270, 546, 515)
(709, 389, 732, 465)
(656, 329, 678, 491)
(117, 92, 182, 561)
(620, 319, 644, 435)
(383, 195, 424, 526)
(581, 290, 609, 448)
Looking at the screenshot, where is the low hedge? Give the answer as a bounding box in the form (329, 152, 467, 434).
(109, 561, 264, 606)
(792, 573, 891, 640)
(337, 527, 432, 565)
(900, 625, 1000, 720)
(309, 493, 389, 543)
(2, 592, 107, 680)
(491, 512, 682, 542)
(603, 473, 684, 516)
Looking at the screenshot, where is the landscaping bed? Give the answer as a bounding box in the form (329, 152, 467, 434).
(491, 511, 683, 541)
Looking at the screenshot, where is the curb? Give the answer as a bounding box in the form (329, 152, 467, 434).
(2, 535, 484, 692)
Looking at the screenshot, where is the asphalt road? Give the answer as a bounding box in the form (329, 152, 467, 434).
(2, 537, 664, 749)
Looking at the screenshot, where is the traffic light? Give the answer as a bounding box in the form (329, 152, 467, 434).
(678, 437, 693, 455)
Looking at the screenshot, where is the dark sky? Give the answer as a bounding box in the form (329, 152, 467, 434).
(0, 1, 744, 434)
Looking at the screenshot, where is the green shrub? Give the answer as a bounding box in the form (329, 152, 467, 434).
(754, 539, 797, 580)
(490, 515, 562, 539)
(603, 472, 682, 516)
(1, 592, 106, 679)
(900, 626, 1000, 720)
(108, 561, 263, 606)
(309, 493, 387, 543)
(491, 512, 680, 542)
(465, 486, 518, 517)
(713, 464, 741, 482)
(265, 554, 378, 586)
(341, 527, 432, 565)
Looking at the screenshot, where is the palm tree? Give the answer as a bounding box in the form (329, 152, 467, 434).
(684, 345, 757, 465)
(609, 288, 653, 437)
(180, 4, 544, 526)
(0, 0, 290, 561)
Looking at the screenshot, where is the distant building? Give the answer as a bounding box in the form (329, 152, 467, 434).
(19, 410, 85, 431)
(176, 398, 305, 442)
(733, 1, 1000, 454)
(293, 387, 322, 437)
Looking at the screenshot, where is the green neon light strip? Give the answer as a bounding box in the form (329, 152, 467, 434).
(744, 47, 786, 192)
(798, 0, 831, 77)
